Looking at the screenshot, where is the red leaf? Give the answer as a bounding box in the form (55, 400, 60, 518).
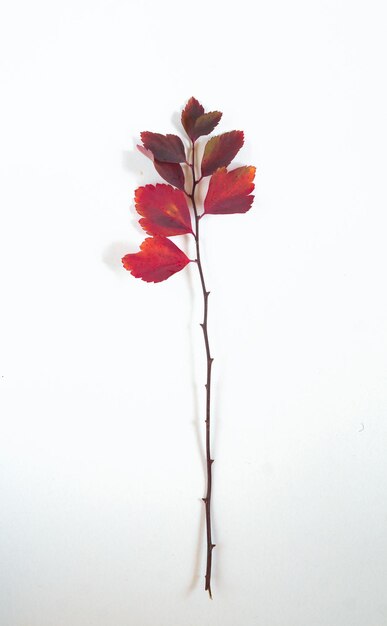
(122, 236, 191, 283)
(201, 131, 244, 177)
(141, 132, 186, 163)
(181, 97, 222, 141)
(137, 144, 185, 190)
(135, 184, 193, 236)
(204, 166, 256, 214)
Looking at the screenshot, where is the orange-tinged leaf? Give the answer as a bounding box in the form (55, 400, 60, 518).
(204, 166, 256, 214)
(141, 132, 186, 163)
(135, 184, 193, 236)
(122, 236, 191, 283)
(201, 131, 244, 177)
(181, 97, 222, 141)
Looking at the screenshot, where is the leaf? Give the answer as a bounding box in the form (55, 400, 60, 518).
(137, 144, 154, 160)
(181, 97, 222, 141)
(122, 236, 191, 283)
(192, 111, 222, 141)
(141, 132, 186, 163)
(135, 184, 193, 236)
(137, 144, 185, 190)
(181, 97, 204, 136)
(201, 131, 244, 177)
(204, 166, 256, 214)
(153, 161, 185, 190)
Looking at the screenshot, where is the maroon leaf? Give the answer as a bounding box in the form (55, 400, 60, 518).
(204, 166, 256, 214)
(141, 132, 186, 163)
(181, 97, 222, 141)
(192, 111, 222, 141)
(181, 97, 204, 136)
(122, 236, 191, 283)
(201, 131, 244, 177)
(137, 144, 185, 190)
(153, 161, 185, 190)
(135, 184, 193, 236)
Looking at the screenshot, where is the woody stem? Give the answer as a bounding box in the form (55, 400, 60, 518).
(189, 140, 215, 599)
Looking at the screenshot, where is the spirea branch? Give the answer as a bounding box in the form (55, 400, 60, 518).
(121, 97, 256, 598)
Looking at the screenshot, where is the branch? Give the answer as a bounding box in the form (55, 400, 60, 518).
(189, 140, 215, 599)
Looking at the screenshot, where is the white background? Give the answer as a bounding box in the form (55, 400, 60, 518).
(1, 1, 387, 624)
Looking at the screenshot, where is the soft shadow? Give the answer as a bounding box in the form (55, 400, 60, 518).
(183, 260, 208, 595)
(171, 110, 182, 134)
(121, 146, 155, 182)
(103, 146, 156, 272)
(117, 128, 211, 595)
(185, 498, 206, 595)
(209, 377, 223, 590)
(185, 262, 205, 467)
(211, 376, 223, 468)
(102, 241, 131, 274)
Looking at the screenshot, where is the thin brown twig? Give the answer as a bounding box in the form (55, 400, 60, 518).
(188, 140, 215, 599)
